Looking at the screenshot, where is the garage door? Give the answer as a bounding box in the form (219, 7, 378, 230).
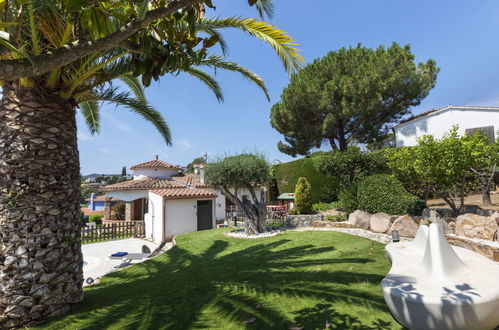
(197, 200, 213, 231)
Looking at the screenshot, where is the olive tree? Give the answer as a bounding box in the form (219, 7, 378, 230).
(204, 154, 269, 234)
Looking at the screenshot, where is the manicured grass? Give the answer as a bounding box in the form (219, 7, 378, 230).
(38, 229, 401, 329)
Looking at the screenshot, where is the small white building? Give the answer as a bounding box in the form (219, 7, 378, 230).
(102, 157, 265, 243)
(393, 105, 499, 147)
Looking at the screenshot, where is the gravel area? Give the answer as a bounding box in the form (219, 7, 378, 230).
(225, 229, 282, 239)
(291, 227, 412, 244)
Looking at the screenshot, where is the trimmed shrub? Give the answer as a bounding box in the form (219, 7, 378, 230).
(295, 177, 312, 214)
(314, 146, 389, 192)
(338, 184, 358, 214)
(357, 174, 425, 215)
(89, 214, 103, 225)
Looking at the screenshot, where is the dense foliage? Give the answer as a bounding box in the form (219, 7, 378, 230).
(270, 43, 438, 156)
(357, 174, 425, 215)
(187, 157, 207, 172)
(385, 127, 499, 214)
(89, 214, 103, 225)
(338, 184, 359, 214)
(314, 147, 388, 192)
(272, 157, 339, 203)
(0, 0, 303, 143)
(312, 202, 340, 212)
(294, 177, 312, 214)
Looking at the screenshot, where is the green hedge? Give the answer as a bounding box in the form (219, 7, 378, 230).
(272, 158, 339, 203)
(357, 174, 425, 216)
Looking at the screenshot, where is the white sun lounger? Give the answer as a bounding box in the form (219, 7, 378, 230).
(109, 253, 151, 268)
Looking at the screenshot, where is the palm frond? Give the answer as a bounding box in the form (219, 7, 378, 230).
(184, 67, 223, 102)
(85, 87, 171, 146)
(197, 17, 304, 75)
(199, 55, 270, 100)
(118, 74, 146, 103)
(202, 28, 229, 56)
(254, 0, 274, 19)
(78, 99, 101, 135)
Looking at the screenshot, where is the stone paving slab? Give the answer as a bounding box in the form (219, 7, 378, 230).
(82, 238, 169, 285)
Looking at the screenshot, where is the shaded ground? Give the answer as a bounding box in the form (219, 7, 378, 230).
(37, 229, 401, 329)
(427, 192, 499, 211)
(82, 238, 160, 283)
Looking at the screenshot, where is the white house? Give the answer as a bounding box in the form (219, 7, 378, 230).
(393, 105, 499, 147)
(102, 157, 265, 243)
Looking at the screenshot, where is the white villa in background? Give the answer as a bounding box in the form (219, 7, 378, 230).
(393, 105, 499, 146)
(102, 157, 264, 243)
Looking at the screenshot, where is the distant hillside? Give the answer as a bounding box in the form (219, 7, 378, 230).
(83, 173, 122, 178)
(271, 157, 339, 203)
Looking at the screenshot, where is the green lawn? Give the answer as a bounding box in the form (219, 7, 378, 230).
(39, 229, 401, 329)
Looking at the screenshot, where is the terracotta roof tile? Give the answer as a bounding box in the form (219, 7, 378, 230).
(130, 159, 182, 170)
(151, 188, 216, 200)
(171, 173, 211, 188)
(101, 178, 185, 191)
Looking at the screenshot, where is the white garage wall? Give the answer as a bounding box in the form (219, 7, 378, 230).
(215, 191, 226, 221)
(164, 199, 215, 237)
(148, 192, 164, 244)
(394, 107, 499, 147)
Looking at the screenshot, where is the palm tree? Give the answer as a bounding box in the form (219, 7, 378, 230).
(0, 0, 303, 327)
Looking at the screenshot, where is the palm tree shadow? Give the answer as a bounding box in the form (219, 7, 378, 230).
(291, 303, 397, 330)
(39, 233, 398, 329)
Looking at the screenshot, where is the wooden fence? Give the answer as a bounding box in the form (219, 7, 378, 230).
(81, 221, 145, 243)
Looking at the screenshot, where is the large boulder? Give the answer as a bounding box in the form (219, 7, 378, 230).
(348, 210, 371, 230)
(370, 213, 394, 233)
(389, 215, 419, 237)
(455, 213, 499, 241)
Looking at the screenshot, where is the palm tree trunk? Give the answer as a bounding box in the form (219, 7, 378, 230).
(0, 83, 83, 328)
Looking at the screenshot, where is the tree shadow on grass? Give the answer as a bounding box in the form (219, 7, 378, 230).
(37, 232, 400, 329)
(291, 303, 396, 330)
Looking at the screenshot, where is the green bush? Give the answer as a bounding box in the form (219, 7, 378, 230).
(287, 208, 299, 215)
(295, 177, 312, 214)
(357, 174, 425, 215)
(326, 214, 347, 222)
(272, 158, 340, 203)
(89, 214, 103, 225)
(314, 146, 389, 192)
(338, 184, 358, 214)
(312, 202, 340, 212)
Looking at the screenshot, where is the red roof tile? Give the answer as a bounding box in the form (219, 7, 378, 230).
(151, 188, 216, 200)
(130, 159, 182, 170)
(101, 178, 185, 191)
(171, 173, 211, 188)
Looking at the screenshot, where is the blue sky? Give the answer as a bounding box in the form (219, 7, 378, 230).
(78, 0, 499, 174)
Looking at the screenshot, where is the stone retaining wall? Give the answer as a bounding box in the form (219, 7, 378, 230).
(446, 234, 499, 262)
